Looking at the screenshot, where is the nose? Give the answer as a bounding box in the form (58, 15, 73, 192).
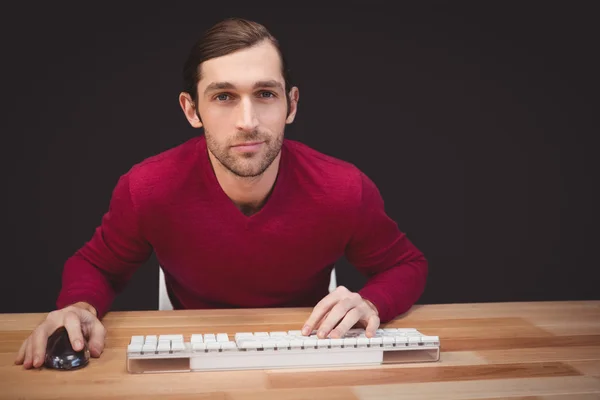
(235, 97, 259, 132)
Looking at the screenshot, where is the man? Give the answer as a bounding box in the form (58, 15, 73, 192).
(16, 17, 428, 369)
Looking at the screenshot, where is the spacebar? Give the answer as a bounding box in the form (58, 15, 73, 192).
(190, 348, 383, 371)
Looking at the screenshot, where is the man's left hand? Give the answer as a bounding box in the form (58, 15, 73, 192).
(302, 286, 380, 339)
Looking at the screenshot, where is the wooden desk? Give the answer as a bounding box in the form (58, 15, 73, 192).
(1, 301, 599, 399)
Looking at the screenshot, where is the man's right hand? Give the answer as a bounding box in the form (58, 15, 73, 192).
(14, 302, 106, 369)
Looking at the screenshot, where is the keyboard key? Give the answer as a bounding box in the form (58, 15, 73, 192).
(127, 343, 143, 353)
(171, 341, 186, 352)
(192, 343, 206, 352)
(262, 341, 277, 350)
(216, 333, 230, 342)
(239, 340, 262, 350)
(396, 328, 418, 333)
(157, 341, 171, 352)
(204, 334, 216, 342)
(269, 331, 287, 337)
(142, 343, 156, 353)
(130, 335, 144, 344)
(235, 332, 253, 340)
(408, 337, 421, 346)
(191, 334, 203, 343)
(206, 342, 221, 351)
(221, 342, 237, 351)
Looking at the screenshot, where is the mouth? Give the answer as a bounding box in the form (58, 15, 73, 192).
(231, 141, 265, 151)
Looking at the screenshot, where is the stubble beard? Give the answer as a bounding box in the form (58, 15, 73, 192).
(205, 129, 284, 178)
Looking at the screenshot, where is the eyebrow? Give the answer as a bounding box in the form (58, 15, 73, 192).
(203, 80, 284, 96)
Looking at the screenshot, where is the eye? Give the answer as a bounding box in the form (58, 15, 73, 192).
(258, 91, 276, 98)
(214, 93, 232, 101)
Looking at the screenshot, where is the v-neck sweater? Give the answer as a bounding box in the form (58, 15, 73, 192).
(56, 135, 428, 322)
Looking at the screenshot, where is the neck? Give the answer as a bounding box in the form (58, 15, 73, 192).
(208, 151, 282, 214)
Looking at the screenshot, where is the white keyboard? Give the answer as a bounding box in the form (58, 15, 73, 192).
(126, 328, 440, 373)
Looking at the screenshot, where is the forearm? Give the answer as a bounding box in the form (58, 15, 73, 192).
(56, 252, 119, 320)
(358, 253, 428, 323)
(348, 218, 429, 323)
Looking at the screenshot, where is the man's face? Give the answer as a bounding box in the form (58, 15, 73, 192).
(187, 40, 298, 178)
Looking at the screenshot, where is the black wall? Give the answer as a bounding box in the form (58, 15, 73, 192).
(2, 2, 597, 314)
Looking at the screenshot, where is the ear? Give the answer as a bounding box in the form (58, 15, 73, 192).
(179, 92, 203, 128)
(285, 86, 300, 124)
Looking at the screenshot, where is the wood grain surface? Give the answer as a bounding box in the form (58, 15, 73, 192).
(0, 301, 599, 399)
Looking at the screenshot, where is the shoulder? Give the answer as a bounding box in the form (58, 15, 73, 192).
(117, 136, 204, 201)
(284, 139, 357, 170)
(131, 136, 201, 174)
(283, 139, 379, 206)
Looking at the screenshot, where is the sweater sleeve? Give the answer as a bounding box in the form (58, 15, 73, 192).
(56, 172, 153, 319)
(345, 171, 428, 323)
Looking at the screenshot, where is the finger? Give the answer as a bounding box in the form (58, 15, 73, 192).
(330, 307, 363, 338)
(316, 300, 355, 338)
(87, 321, 107, 357)
(63, 312, 85, 351)
(22, 336, 34, 369)
(14, 337, 29, 365)
(303, 293, 340, 335)
(364, 314, 380, 338)
(313, 310, 331, 331)
(31, 325, 54, 369)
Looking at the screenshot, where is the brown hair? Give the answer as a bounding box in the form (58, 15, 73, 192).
(182, 18, 293, 105)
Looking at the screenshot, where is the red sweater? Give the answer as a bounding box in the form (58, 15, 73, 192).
(57, 135, 428, 323)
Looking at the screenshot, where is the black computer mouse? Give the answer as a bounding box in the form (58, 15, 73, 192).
(44, 326, 90, 370)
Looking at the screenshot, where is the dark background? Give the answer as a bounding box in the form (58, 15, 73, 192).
(1, 2, 597, 314)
